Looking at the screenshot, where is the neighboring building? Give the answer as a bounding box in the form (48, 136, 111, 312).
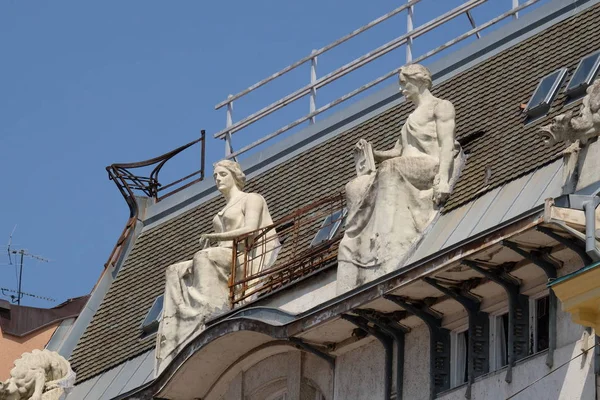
(0, 296, 88, 380)
(62, 0, 600, 399)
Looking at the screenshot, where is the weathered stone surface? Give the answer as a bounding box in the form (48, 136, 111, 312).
(0, 349, 75, 400)
(156, 160, 279, 372)
(337, 64, 463, 293)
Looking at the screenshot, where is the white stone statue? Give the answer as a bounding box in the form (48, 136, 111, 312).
(539, 79, 600, 148)
(0, 350, 75, 400)
(337, 64, 463, 293)
(156, 160, 279, 367)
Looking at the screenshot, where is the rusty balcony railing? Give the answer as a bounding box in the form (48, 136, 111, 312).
(104, 132, 206, 270)
(229, 192, 346, 308)
(215, 0, 541, 160)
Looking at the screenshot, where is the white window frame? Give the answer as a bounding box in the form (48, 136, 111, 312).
(450, 325, 469, 388)
(524, 67, 568, 118)
(489, 305, 509, 372)
(528, 291, 550, 355)
(566, 50, 600, 97)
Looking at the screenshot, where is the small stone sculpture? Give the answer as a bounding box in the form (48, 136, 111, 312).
(539, 79, 600, 149)
(0, 349, 75, 400)
(156, 160, 279, 368)
(337, 64, 463, 293)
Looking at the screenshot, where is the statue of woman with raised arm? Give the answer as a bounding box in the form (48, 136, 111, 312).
(337, 64, 463, 293)
(157, 160, 279, 365)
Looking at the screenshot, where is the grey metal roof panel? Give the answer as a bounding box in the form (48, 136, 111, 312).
(81, 362, 125, 400)
(96, 352, 149, 400)
(443, 186, 503, 248)
(66, 374, 100, 400)
(118, 350, 155, 396)
(501, 161, 562, 222)
(407, 202, 473, 263)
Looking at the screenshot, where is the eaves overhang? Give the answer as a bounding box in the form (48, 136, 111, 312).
(134, 203, 555, 400)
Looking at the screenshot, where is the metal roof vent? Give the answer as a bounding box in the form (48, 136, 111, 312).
(140, 295, 163, 337)
(566, 51, 600, 98)
(524, 68, 567, 118)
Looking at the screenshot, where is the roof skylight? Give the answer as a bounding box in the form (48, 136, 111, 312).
(141, 295, 163, 336)
(310, 208, 347, 247)
(566, 51, 600, 97)
(525, 68, 568, 118)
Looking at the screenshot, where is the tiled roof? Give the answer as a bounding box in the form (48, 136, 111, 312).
(69, 4, 600, 383)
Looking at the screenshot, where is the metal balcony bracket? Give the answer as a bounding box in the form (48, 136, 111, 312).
(423, 278, 489, 399)
(354, 309, 410, 400)
(536, 226, 593, 266)
(383, 295, 450, 399)
(461, 260, 528, 383)
(288, 337, 335, 369)
(503, 240, 559, 368)
(341, 314, 393, 400)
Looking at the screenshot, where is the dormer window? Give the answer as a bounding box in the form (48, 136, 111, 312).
(140, 295, 163, 337)
(524, 68, 567, 118)
(566, 51, 600, 98)
(310, 208, 347, 247)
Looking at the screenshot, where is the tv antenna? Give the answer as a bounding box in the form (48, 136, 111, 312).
(3, 226, 51, 305)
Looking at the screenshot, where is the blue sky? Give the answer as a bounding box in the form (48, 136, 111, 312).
(0, 0, 550, 307)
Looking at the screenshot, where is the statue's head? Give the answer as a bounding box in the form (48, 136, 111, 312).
(213, 160, 246, 192)
(399, 64, 432, 101)
(538, 110, 574, 145)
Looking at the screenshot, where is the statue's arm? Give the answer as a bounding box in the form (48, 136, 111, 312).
(372, 124, 405, 162)
(434, 100, 456, 201)
(205, 194, 265, 241)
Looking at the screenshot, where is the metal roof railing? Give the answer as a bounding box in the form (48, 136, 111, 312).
(214, 0, 540, 159)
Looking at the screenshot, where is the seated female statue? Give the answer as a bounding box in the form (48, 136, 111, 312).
(157, 160, 279, 364)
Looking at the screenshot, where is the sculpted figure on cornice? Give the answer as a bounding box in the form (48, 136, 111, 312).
(337, 64, 464, 293)
(539, 79, 600, 149)
(0, 349, 75, 400)
(156, 160, 279, 368)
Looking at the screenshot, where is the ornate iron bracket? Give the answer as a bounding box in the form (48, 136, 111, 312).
(503, 240, 558, 368)
(354, 309, 409, 400)
(536, 226, 592, 265)
(288, 337, 335, 369)
(462, 260, 528, 383)
(383, 295, 450, 399)
(341, 314, 393, 400)
(423, 278, 489, 399)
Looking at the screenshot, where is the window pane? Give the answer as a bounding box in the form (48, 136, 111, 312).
(536, 296, 550, 352)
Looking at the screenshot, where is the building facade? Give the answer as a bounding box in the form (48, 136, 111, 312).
(59, 1, 600, 399)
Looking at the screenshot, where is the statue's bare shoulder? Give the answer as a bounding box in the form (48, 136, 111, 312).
(434, 99, 455, 121)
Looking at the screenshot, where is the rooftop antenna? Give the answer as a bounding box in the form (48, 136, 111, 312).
(3, 226, 51, 306)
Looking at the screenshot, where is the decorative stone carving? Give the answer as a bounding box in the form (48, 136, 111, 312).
(539, 80, 600, 148)
(156, 160, 279, 369)
(0, 350, 75, 400)
(539, 80, 600, 193)
(337, 64, 463, 293)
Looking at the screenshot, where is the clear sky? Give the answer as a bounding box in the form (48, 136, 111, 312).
(0, 0, 550, 308)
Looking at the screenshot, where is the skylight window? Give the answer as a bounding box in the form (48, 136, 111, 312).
(566, 51, 600, 97)
(140, 294, 163, 336)
(310, 208, 347, 247)
(525, 68, 567, 118)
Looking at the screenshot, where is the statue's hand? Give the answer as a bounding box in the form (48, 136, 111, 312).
(433, 179, 451, 207)
(199, 233, 217, 249)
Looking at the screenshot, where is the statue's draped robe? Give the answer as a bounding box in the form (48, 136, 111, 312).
(157, 193, 279, 364)
(338, 99, 462, 291)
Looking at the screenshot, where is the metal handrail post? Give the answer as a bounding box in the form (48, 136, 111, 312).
(406, 1, 414, 63)
(226, 95, 235, 158)
(513, 0, 519, 19)
(310, 50, 318, 125)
